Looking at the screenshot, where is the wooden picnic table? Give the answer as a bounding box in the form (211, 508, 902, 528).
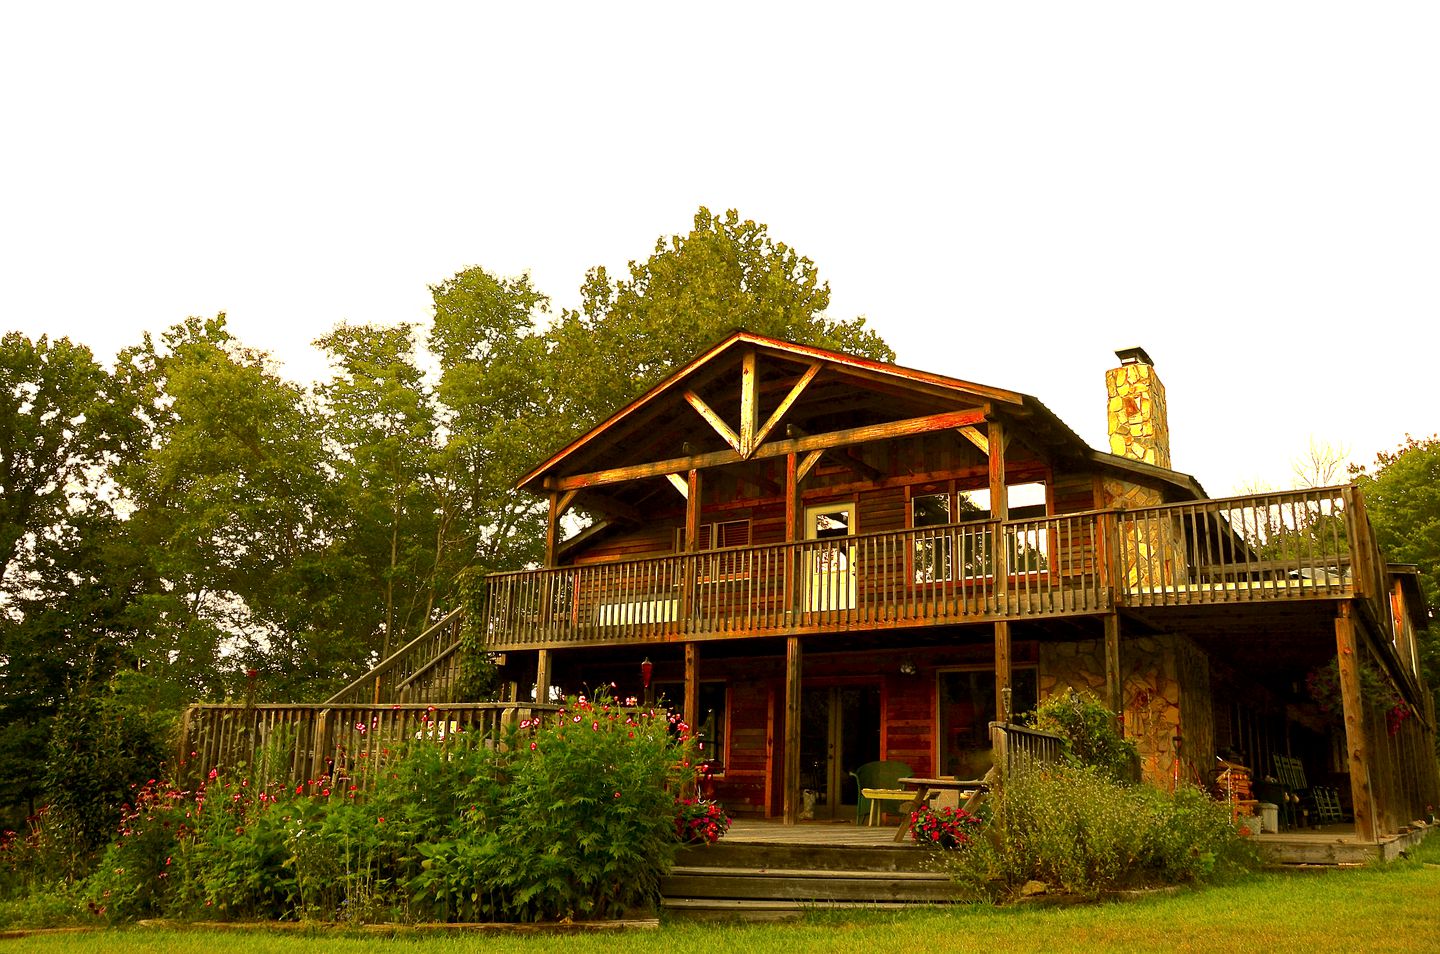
(893, 776, 987, 842)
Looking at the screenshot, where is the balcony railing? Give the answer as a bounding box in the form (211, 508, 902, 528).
(480, 511, 1110, 649)
(476, 487, 1389, 651)
(1116, 486, 1359, 607)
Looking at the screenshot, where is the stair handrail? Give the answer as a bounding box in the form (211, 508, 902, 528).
(324, 606, 465, 705)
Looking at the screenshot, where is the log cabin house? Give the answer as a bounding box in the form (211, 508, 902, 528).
(474, 331, 1437, 837)
(186, 330, 1438, 847)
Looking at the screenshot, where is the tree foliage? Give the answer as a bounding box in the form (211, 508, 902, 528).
(0, 209, 895, 834)
(1352, 435, 1440, 709)
(546, 206, 894, 434)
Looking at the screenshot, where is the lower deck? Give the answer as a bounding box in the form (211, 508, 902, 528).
(720, 818, 1432, 865)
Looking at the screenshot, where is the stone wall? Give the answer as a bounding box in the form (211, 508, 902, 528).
(1103, 478, 1186, 588)
(1039, 633, 1214, 788)
(1105, 359, 1171, 469)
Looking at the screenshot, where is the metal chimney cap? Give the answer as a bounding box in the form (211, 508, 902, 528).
(1115, 346, 1155, 366)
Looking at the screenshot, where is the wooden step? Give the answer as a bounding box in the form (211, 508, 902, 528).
(676, 841, 940, 874)
(662, 898, 924, 922)
(662, 872, 964, 904)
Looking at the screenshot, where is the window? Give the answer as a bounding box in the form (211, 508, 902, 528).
(911, 481, 1050, 580)
(675, 519, 752, 551)
(912, 493, 953, 583)
(654, 681, 728, 772)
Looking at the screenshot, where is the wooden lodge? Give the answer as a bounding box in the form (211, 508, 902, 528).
(184, 331, 1438, 849)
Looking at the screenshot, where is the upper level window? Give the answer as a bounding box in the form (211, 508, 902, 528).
(675, 519, 752, 552)
(911, 481, 1049, 581)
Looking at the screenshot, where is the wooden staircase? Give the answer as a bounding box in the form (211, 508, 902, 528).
(662, 839, 966, 919)
(325, 606, 467, 705)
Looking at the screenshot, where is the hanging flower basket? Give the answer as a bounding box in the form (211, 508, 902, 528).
(1305, 655, 1412, 736)
(674, 796, 731, 845)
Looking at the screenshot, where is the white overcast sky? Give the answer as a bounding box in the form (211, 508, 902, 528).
(3, 2, 1436, 496)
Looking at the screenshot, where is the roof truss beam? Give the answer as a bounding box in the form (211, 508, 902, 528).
(546, 406, 987, 491)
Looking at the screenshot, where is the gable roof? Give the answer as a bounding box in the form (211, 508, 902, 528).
(517, 329, 1205, 500)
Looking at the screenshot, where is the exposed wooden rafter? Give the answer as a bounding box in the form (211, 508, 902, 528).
(683, 390, 742, 453)
(739, 349, 759, 458)
(958, 425, 989, 455)
(665, 473, 689, 498)
(796, 449, 824, 483)
(545, 407, 987, 491)
(748, 362, 821, 457)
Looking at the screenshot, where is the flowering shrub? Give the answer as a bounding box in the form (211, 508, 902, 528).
(674, 797, 731, 845)
(910, 804, 983, 849)
(54, 690, 720, 925)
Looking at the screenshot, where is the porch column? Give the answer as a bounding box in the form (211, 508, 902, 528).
(987, 417, 1009, 612)
(1103, 613, 1123, 720)
(681, 469, 703, 623)
(535, 649, 552, 705)
(785, 451, 800, 615)
(994, 621, 1012, 725)
(783, 636, 803, 824)
(1335, 602, 1377, 841)
(684, 643, 700, 734)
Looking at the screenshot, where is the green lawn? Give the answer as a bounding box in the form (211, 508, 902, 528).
(7, 837, 1439, 954)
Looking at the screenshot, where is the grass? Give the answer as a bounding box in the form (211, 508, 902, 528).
(6, 835, 1438, 954)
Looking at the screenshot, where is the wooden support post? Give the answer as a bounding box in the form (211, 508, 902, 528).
(986, 417, 1008, 520)
(740, 348, 759, 456)
(994, 620, 1012, 726)
(1103, 613, 1123, 722)
(1335, 602, 1377, 842)
(987, 417, 1009, 611)
(764, 686, 777, 817)
(785, 452, 800, 615)
(684, 643, 699, 734)
(685, 469, 702, 547)
(682, 469, 702, 624)
(535, 649, 553, 705)
(783, 636, 803, 824)
(545, 492, 562, 566)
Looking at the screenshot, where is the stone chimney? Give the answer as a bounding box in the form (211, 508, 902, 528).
(1106, 347, 1170, 469)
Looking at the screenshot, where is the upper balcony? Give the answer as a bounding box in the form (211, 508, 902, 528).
(478, 486, 1398, 653)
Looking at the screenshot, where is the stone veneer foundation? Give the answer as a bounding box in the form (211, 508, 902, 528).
(1040, 634, 1214, 788)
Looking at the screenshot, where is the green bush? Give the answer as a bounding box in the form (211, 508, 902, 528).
(1031, 691, 1139, 783)
(42, 692, 170, 859)
(0, 808, 75, 902)
(69, 691, 700, 924)
(414, 693, 689, 921)
(948, 764, 1255, 899)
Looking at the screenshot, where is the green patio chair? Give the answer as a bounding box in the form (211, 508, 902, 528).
(850, 760, 912, 825)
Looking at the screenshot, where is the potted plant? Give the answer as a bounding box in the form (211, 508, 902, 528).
(910, 804, 984, 849)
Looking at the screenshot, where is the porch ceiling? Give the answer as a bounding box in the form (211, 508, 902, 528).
(1122, 600, 1345, 675)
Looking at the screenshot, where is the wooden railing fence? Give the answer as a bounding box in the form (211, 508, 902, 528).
(1116, 486, 1356, 607)
(481, 511, 1109, 649)
(176, 702, 562, 792)
(990, 722, 1066, 779)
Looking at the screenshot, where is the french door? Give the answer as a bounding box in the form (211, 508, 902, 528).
(798, 683, 881, 819)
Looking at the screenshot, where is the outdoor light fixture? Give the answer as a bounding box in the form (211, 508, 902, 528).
(899, 658, 917, 676)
